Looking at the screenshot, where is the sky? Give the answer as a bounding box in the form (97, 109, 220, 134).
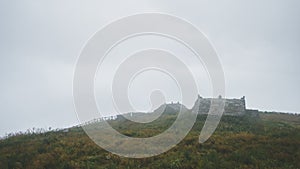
(0, 0, 300, 136)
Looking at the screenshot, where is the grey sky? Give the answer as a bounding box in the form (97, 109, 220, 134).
(0, 0, 299, 136)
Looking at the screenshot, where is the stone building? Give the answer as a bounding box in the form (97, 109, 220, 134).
(154, 95, 258, 116)
(193, 95, 250, 116)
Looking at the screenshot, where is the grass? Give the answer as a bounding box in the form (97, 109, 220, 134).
(0, 111, 299, 169)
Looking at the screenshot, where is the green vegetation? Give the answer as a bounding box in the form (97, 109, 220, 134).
(0, 112, 299, 169)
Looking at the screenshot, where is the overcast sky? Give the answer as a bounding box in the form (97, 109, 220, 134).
(0, 0, 299, 136)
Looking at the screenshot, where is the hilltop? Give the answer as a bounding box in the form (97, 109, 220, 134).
(0, 97, 300, 169)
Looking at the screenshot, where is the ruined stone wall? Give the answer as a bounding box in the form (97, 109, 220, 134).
(195, 96, 246, 116)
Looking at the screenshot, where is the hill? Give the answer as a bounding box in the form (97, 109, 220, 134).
(0, 108, 299, 169)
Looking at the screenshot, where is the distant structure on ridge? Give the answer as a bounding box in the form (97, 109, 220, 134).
(160, 95, 258, 116)
(192, 95, 258, 116)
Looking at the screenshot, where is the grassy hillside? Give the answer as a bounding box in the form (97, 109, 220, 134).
(0, 112, 300, 169)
